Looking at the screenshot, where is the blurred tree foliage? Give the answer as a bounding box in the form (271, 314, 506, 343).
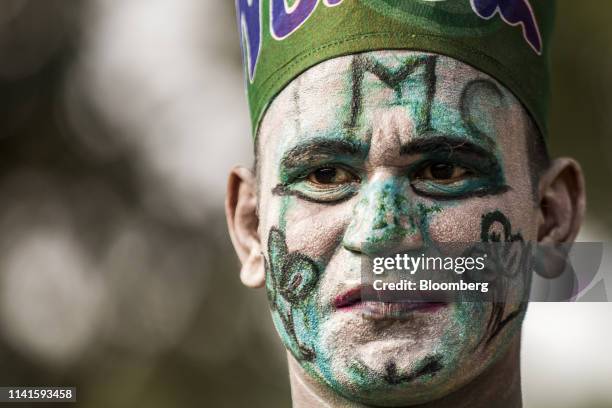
(550, 2, 612, 231)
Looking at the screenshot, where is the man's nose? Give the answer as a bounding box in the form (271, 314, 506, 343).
(343, 176, 424, 256)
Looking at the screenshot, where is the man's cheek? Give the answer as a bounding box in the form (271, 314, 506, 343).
(426, 198, 533, 243)
(282, 198, 354, 260)
(427, 204, 483, 242)
(315, 249, 365, 312)
(426, 201, 531, 345)
(265, 226, 323, 362)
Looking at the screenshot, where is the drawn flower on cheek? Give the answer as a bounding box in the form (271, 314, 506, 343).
(460, 210, 531, 346)
(266, 227, 320, 305)
(265, 227, 321, 362)
(481, 210, 531, 278)
(279, 254, 319, 303)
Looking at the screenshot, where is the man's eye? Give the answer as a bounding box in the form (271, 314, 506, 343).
(307, 167, 356, 185)
(418, 163, 471, 183)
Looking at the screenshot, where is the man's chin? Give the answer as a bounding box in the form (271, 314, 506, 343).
(323, 353, 460, 408)
(354, 338, 441, 371)
(313, 310, 479, 406)
(318, 302, 455, 361)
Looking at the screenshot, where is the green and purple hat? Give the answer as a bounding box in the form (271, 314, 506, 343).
(235, 0, 555, 139)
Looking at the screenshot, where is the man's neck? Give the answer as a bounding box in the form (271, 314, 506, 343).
(288, 336, 522, 408)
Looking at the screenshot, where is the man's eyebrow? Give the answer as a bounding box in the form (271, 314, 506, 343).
(399, 135, 495, 158)
(280, 137, 367, 168)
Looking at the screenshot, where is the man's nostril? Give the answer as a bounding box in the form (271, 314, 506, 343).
(342, 232, 364, 253)
(343, 243, 364, 255)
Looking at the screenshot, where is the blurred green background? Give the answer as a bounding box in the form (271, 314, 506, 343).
(0, 1, 609, 407)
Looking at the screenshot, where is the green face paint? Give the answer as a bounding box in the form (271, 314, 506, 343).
(255, 51, 536, 406)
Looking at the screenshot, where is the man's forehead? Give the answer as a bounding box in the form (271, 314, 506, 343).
(293, 51, 481, 92)
(259, 50, 511, 156)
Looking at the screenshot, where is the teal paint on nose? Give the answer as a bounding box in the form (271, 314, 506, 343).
(343, 178, 424, 256)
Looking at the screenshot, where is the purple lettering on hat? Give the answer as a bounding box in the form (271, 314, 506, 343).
(236, 0, 262, 82)
(470, 0, 543, 55)
(271, 0, 319, 39)
(271, 0, 344, 40)
(238, 0, 345, 82)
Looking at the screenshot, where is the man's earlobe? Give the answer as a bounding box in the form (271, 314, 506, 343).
(537, 158, 586, 243)
(225, 166, 265, 288)
(240, 247, 266, 288)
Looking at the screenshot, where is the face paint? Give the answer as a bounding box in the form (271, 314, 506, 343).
(256, 51, 537, 405)
(477, 210, 531, 345)
(265, 226, 320, 361)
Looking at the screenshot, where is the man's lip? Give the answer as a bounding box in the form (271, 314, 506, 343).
(360, 301, 447, 320)
(333, 287, 364, 309)
(333, 286, 448, 313)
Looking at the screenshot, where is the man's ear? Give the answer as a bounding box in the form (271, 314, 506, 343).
(225, 166, 265, 288)
(537, 158, 586, 243)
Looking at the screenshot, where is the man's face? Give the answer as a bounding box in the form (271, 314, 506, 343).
(256, 51, 537, 405)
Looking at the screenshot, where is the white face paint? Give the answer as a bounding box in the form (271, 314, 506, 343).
(256, 50, 537, 405)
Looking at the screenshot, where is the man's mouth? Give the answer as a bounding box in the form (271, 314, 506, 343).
(333, 286, 447, 320)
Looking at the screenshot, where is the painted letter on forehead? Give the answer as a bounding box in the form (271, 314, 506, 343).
(346, 54, 437, 135)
